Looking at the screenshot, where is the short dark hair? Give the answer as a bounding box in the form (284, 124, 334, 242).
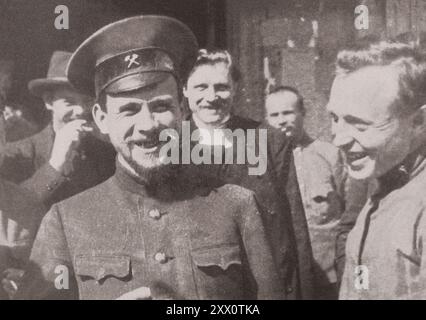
(336, 38, 426, 116)
(267, 85, 305, 115)
(96, 92, 107, 111)
(187, 49, 241, 83)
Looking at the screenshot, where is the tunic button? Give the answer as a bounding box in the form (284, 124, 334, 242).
(154, 252, 167, 264)
(149, 209, 162, 220)
(286, 286, 293, 294)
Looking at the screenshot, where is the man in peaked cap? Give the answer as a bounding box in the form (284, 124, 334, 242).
(1, 51, 116, 208)
(17, 16, 284, 300)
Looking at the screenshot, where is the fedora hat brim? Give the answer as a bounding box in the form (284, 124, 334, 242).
(28, 77, 73, 97)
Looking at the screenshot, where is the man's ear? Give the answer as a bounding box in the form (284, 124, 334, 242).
(43, 92, 54, 111)
(92, 103, 108, 134)
(183, 85, 189, 99)
(413, 105, 426, 128)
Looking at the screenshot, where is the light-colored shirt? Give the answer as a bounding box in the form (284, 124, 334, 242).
(292, 133, 345, 284)
(340, 146, 426, 299)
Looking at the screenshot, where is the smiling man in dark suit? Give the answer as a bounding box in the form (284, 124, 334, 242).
(1, 51, 116, 208)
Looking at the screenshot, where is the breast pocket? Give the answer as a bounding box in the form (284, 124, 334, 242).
(74, 254, 131, 285)
(309, 184, 341, 225)
(190, 244, 245, 299)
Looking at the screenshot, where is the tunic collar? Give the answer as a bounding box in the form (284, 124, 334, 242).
(373, 143, 426, 199)
(113, 159, 149, 196)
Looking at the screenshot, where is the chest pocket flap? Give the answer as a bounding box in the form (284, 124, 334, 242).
(191, 244, 242, 271)
(75, 254, 130, 282)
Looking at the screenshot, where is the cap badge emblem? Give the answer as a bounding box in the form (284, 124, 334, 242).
(124, 53, 140, 69)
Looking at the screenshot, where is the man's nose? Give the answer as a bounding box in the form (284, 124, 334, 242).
(277, 115, 287, 126)
(134, 104, 157, 132)
(204, 87, 217, 102)
(331, 121, 354, 149)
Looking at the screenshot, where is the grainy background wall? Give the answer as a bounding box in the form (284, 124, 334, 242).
(225, 0, 426, 140)
(1, 0, 426, 139)
(0, 0, 214, 127)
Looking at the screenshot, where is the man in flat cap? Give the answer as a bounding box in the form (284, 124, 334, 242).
(328, 39, 426, 299)
(1, 51, 116, 208)
(17, 16, 284, 300)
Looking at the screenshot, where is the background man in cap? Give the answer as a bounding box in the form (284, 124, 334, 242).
(1, 51, 116, 208)
(17, 15, 284, 300)
(0, 98, 45, 300)
(328, 39, 426, 299)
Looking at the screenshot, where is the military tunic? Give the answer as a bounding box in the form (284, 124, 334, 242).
(18, 164, 284, 300)
(340, 146, 426, 299)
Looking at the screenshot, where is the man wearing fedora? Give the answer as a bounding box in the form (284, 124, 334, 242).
(1, 51, 116, 208)
(16, 16, 284, 300)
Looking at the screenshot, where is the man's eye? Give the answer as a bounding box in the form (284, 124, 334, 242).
(194, 84, 207, 91)
(152, 103, 172, 113)
(120, 103, 140, 115)
(270, 113, 278, 117)
(216, 84, 230, 91)
(353, 124, 368, 132)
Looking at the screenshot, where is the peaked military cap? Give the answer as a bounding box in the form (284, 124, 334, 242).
(67, 15, 198, 98)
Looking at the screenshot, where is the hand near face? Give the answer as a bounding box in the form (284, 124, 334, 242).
(1, 268, 25, 299)
(49, 119, 93, 175)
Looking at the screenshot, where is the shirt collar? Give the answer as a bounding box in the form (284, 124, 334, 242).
(373, 143, 426, 199)
(191, 112, 231, 130)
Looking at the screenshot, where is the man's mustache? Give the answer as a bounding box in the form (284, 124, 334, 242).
(128, 126, 169, 146)
(201, 101, 226, 110)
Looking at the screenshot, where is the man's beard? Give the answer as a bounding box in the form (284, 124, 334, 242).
(117, 140, 180, 191)
(123, 146, 165, 177)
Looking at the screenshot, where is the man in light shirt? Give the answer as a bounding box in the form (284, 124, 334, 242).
(328, 39, 426, 299)
(265, 86, 366, 299)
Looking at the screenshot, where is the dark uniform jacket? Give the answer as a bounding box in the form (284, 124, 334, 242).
(0, 179, 45, 299)
(258, 123, 315, 299)
(17, 163, 284, 300)
(187, 114, 315, 299)
(1, 124, 116, 208)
